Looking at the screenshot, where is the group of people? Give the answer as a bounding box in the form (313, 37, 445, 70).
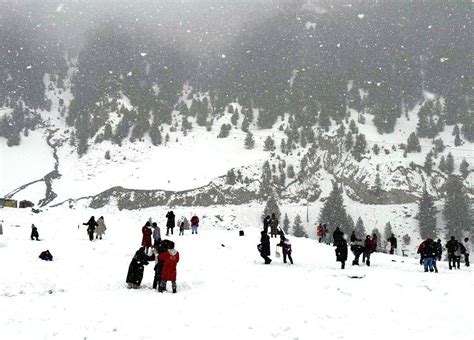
(332, 227, 379, 269)
(258, 214, 293, 265)
(418, 236, 471, 272)
(82, 216, 107, 241)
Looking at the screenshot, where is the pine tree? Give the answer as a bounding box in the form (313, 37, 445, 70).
(241, 117, 250, 132)
(446, 152, 454, 174)
(344, 131, 353, 151)
(260, 161, 273, 198)
(244, 132, 255, 149)
(459, 159, 469, 179)
(264, 136, 276, 151)
(439, 156, 447, 173)
(355, 217, 366, 238)
(349, 119, 358, 134)
(226, 169, 236, 185)
(319, 109, 331, 131)
(443, 175, 472, 238)
(196, 101, 208, 126)
(406, 132, 421, 153)
(282, 213, 290, 234)
(373, 172, 383, 197)
(452, 124, 460, 136)
(287, 164, 295, 179)
(263, 194, 281, 220)
(293, 214, 307, 237)
(337, 124, 345, 137)
(352, 134, 367, 161)
(424, 151, 434, 175)
(149, 120, 162, 146)
(217, 124, 231, 138)
(319, 182, 349, 235)
(372, 144, 380, 155)
(231, 109, 239, 126)
(418, 190, 437, 239)
(280, 139, 287, 154)
(345, 215, 355, 236)
(454, 128, 462, 146)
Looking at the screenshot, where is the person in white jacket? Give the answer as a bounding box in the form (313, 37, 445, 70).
(463, 237, 471, 267)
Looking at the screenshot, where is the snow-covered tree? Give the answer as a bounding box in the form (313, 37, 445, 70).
(293, 214, 307, 237)
(417, 190, 437, 239)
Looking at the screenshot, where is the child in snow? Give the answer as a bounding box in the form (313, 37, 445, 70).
(39, 250, 53, 261)
(126, 247, 150, 289)
(83, 216, 97, 241)
(179, 222, 185, 236)
(158, 241, 180, 293)
(190, 215, 199, 234)
(335, 238, 348, 269)
(282, 238, 294, 264)
(142, 221, 153, 252)
(96, 216, 106, 240)
(31, 224, 39, 241)
(258, 230, 272, 264)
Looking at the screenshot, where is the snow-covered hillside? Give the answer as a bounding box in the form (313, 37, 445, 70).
(0, 207, 472, 340)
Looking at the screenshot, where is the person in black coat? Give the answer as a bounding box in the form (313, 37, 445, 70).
(126, 247, 150, 289)
(153, 239, 172, 289)
(335, 238, 348, 269)
(166, 211, 176, 236)
(445, 236, 459, 270)
(332, 227, 344, 246)
(263, 215, 271, 234)
(31, 224, 39, 241)
(83, 216, 97, 241)
(387, 234, 397, 254)
(258, 230, 272, 264)
(435, 239, 443, 261)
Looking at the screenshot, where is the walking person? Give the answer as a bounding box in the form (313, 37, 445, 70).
(335, 238, 348, 269)
(179, 222, 185, 236)
(158, 241, 180, 293)
(446, 236, 459, 270)
(258, 230, 272, 264)
(152, 222, 161, 251)
(462, 237, 471, 267)
(141, 221, 153, 253)
(190, 215, 199, 234)
(269, 213, 279, 238)
(166, 211, 176, 236)
(83, 216, 97, 241)
(387, 234, 397, 255)
(30, 224, 39, 241)
(422, 238, 438, 273)
(95, 216, 106, 240)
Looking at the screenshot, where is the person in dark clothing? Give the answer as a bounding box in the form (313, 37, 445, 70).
(258, 231, 272, 264)
(332, 227, 344, 246)
(39, 250, 53, 261)
(158, 241, 180, 293)
(126, 247, 150, 289)
(281, 239, 294, 264)
(350, 231, 361, 243)
(422, 238, 438, 273)
(179, 222, 185, 236)
(363, 235, 376, 266)
(31, 224, 39, 241)
(351, 244, 364, 265)
(387, 234, 397, 255)
(269, 213, 279, 238)
(166, 211, 176, 236)
(335, 238, 348, 269)
(83, 216, 97, 241)
(153, 239, 172, 289)
(446, 236, 459, 270)
(263, 215, 271, 234)
(435, 239, 443, 261)
(417, 239, 428, 265)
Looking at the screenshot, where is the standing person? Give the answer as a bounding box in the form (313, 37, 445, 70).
(387, 234, 397, 255)
(179, 222, 185, 236)
(190, 215, 199, 234)
(335, 238, 348, 269)
(281, 238, 294, 264)
(363, 235, 376, 266)
(141, 221, 153, 253)
(158, 241, 180, 293)
(435, 239, 443, 261)
(83, 216, 97, 241)
(152, 222, 161, 251)
(258, 230, 272, 264)
(332, 227, 344, 246)
(316, 223, 324, 243)
(153, 239, 171, 289)
(462, 237, 471, 267)
(269, 213, 279, 238)
(126, 247, 150, 289)
(263, 215, 271, 234)
(96, 216, 106, 240)
(422, 238, 438, 273)
(417, 239, 428, 265)
(350, 231, 363, 265)
(166, 211, 176, 236)
(30, 224, 39, 241)
(454, 240, 464, 269)
(445, 236, 459, 270)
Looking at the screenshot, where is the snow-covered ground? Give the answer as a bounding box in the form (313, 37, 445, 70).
(0, 207, 472, 340)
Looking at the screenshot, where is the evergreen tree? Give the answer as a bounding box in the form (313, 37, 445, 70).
(226, 169, 236, 185)
(459, 159, 469, 179)
(319, 182, 349, 235)
(217, 124, 231, 138)
(244, 132, 255, 149)
(402, 234, 411, 246)
(372, 144, 380, 155)
(424, 151, 434, 175)
(231, 108, 239, 126)
(282, 213, 290, 234)
(280, 139, 287, 154)
(433, 138, 445, 154)
(345, 215, 355, 236)
(443, 175, 472, 238)
(454, 128, 462, 146)
(406, 132, 421, 153)
(373, 172, 383, 197)
(355, 217, 366, 238)
(257, 108, 278, 129)
(352, 133, 367, 161)
(263, 194, 281, 220)
(439, 155, 447, 173)
(452, 124, 460, 136)
(263, 136, 276, 151)
(319, 109, 331, 131)
(344, 131, 353, 151)
(293, 214, 307, 237)
(349, 119, 358, 134)
(287, 164, 295, 179)
(337, 124, 345, 137)
(149, 120, 162, 146)
(241, 117, 250, 132)
(196, 101, 208, 126)
(260, 161, 273, 198)
(461, 111, 474, 142)
(418, 190, 437, 239)
(446, 152, 454, 174)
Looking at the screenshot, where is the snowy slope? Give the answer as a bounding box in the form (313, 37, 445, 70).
(0, 207, 473, 340)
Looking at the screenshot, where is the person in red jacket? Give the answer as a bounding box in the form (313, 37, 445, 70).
(190, 215, 199, 234)
(142, 221, 153, 252)
(158, 241, 180, 293)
